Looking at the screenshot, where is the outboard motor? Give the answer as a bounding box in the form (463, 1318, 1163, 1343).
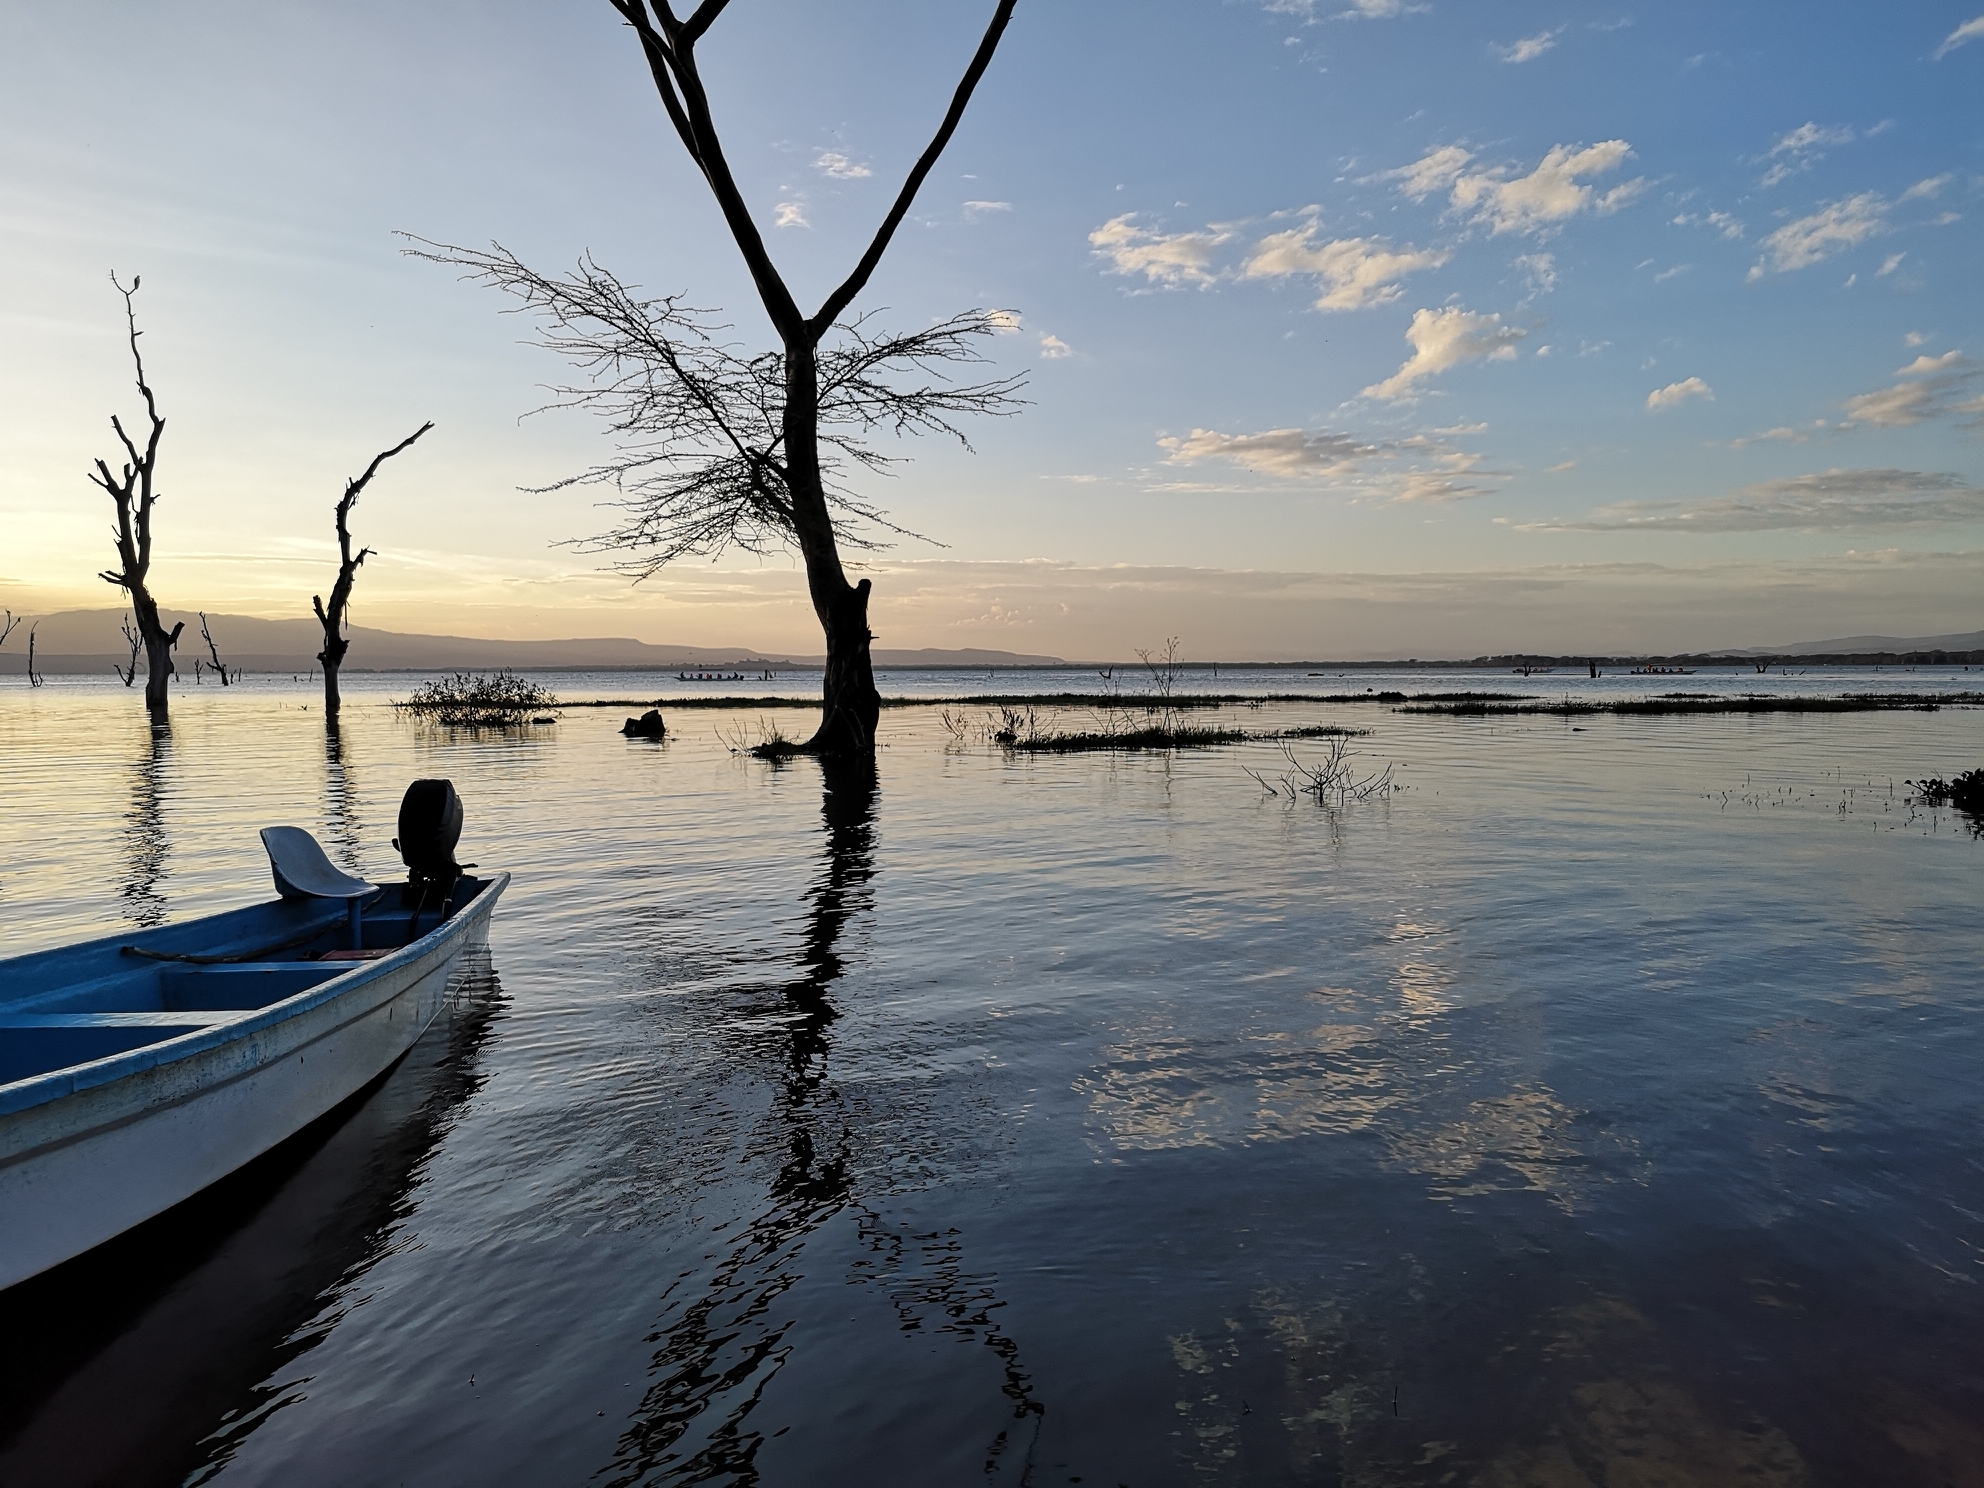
(394, 778, 464, 909)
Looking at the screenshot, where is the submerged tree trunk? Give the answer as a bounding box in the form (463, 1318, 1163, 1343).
(318, 631, 348, 718)
(134, 592, 180, 714)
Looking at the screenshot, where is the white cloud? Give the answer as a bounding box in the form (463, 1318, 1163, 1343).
(1771, 121, 1856, 156)
(1089, 214, 1231, 287)
(1747, 192, 1887, 277)
(1905, 331, 1930, 347)
(1157, 424, 1499, 503)
(1160, 427, 1380, 476)
(814, 151, 870, 180)
(1759, 121, 1854, 187)
(1900, 173, 1953, 201)
(1841, 351, 1983, 427)
(773, 201, 809, 229)
(1386, 145, 1474, 201)
(1934, 15, 1984, 58)
(1038, 334, 1074, 359)
(1647, 376, 1714, 411)
(1652, 263, 1691, 283)
(963, 200, 1013, 218)
(1878, 252, 1906, 276)
(1514, 252, 1557, 296)
(1525, 469, 1984, 533)
(1241, 225, 1449, 310)
(1729, 425, 1818, 447)
(1264, 0, 1416, 16)
(1495, 27, 1563, 62)
(1673, 210, 1745, 240)
(1395, 141, 1643, 236)
(1362, 306, 1528, 400)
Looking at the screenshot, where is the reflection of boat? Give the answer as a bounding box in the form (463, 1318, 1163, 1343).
(1629, 665, 1695, 675)
(0, 948, 505, 1483)
(0, 784, 507, 1291)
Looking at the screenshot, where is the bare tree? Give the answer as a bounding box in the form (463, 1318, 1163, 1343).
(198, 612, 236, 686)
(115, 614, 142, 686)
(27, 625, 44, 688)
(0, 610, 19, 650)
(412, 0, 1020, 756)
(91, 274, 183, 715)
(312, 422, 433, 720)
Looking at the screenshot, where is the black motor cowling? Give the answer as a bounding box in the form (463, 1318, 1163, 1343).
(394, 778, 463, 888)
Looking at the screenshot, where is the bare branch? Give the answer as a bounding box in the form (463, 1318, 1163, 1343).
(411, 242, 1015, 569)
(811, 0, 1018, 334)
(198, 612, 233, 686)
(316, 421, 432, 714)
(605, 0, 804, 337)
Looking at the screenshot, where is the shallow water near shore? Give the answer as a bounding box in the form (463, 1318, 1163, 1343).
(2, 676, 1982, 1486)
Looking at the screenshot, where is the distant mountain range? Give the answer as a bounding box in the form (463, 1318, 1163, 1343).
(0, 608, 1066, 674)
(1, 606, 1975, 674)
(1751, 629, 1984, 656)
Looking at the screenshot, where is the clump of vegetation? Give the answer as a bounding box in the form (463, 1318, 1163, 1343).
(1909, 769, 1984, 814)
(1010, 722, 1256, 753)
(718, 716, 803, 759)
(1248, 737, 1397, 806)
(396, 671, 560, 727)
(1401, 693, 1978, 718)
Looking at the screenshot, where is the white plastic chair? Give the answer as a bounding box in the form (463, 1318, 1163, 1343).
(260, 827, 375, 949)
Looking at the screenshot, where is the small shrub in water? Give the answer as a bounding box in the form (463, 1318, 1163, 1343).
(397, 671, 560, 727)
(1909, 768, 1984, 814)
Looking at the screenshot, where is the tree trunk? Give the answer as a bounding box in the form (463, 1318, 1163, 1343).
(811, 578, 880, 754)
(318, 630, 348, 719)
(131, 589, 179, 716)
(783, 339, 881, 756)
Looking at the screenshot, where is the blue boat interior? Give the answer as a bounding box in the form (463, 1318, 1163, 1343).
(1, 876, 492, 1088)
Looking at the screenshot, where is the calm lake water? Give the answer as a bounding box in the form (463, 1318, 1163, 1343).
(2, 671, 1982, 1486)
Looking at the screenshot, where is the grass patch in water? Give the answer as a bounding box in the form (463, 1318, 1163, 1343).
(1399, 693, 1981, 717)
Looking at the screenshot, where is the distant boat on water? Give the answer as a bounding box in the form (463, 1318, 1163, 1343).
(1629, 665, 1696, 675)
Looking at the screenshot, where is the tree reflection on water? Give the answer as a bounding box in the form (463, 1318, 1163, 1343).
(321, 718, 364, 875)
(118, 718, 172, 926)
(602, 757, 1042, 1487)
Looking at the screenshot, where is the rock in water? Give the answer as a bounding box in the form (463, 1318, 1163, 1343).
(622, 710, 667, 739)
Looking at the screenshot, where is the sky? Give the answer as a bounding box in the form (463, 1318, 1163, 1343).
(1, 0, 1980, 660)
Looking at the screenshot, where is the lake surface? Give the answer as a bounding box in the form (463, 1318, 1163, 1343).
(2, 673, 1982, 1486)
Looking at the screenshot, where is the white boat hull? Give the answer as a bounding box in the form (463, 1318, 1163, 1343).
(0, 875, 505, 1290)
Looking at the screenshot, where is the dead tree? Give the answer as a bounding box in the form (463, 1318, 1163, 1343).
(198, 612, 235, 686)
(116, 614, 142, 685)
(312, 422, 433, 719)
(90, 274, 183, 715)
(410, 0, 1020, 757)
(27, 625, 44, 688)
(0, 611, 19, 649)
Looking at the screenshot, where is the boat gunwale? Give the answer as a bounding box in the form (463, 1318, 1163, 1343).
(0, 873, 509, 1120)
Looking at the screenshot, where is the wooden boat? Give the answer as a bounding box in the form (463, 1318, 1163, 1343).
(0, 781, 505, 1291)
